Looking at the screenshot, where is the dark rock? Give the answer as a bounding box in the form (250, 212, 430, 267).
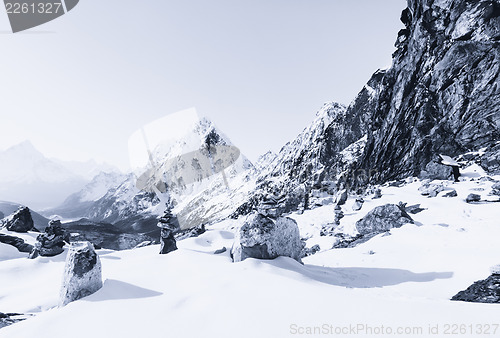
(301, 244, 320, 257)
(443, 189, 458, 198)
(405, 204, 426, 214)
(1, 207, 34, 233)
(0, 211, 4, 219)
(29, 220, 70, 258)
(0, 233, 34, 253)
(334, 204, 344, 225)
(214, 247, 227, 254)
(336, 189, 348, 206)
(60, 241, 102, 306)
(175, 223, 206, 241)
(373, 188, 382, 199)
(157, 209, 180, 255)
(231, 213, 303, 263)
(0, 313, 29, 329)
(356, 204, 413, 236)
(451, 274, 500, 303)
(466, 193, 481, 203)
(420, 161, 452, 180)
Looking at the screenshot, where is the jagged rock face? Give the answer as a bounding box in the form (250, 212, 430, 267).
(60, 242, 102, 306)
(231, 213, 303, 263)
(352, 0, 500, 182)
(356, 204, 414, 235)
(1, 207, 34, 233)
(452, 273, 500, 303)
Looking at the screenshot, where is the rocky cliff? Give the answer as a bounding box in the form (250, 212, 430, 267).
(354, 0, 500, 182)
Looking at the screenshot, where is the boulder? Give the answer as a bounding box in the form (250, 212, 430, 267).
(29, 220, 69, 258)
(420, 160, 452, 180)
(60, 241, 103, 306)
(301, 244, 320, 258)
(356, 204, 413, 236)
(1, 207, 34, 233)
(466, 193, 481, 203)
(231, 213, 303, 263)
(451, 274, 500, 303)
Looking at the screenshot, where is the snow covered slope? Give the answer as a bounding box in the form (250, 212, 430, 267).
(1, 167, 499, 337)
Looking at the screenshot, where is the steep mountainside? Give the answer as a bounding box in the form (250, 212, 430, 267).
(354, 0, 500, 182)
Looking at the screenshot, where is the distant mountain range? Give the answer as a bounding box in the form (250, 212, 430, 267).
(0, 141, 118, 210)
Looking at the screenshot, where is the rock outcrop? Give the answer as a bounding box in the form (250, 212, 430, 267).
(353, 0, 500, 182)
(452, 273, 500, 303)
(1, 207, 35, 233)
(356, 204, 414, 235)
(60, 241, 102, 306)
(29, 220, 69, 258)
(231, 212, 303, 263)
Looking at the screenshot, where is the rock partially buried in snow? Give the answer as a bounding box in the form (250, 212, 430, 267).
(443, 189, 458, 198)
(352, 198, 364, 211)
(451, 274, 500, 303)
(1, 207, 35, 233)
(60, 241, 102, 306)
(356, 204, 413, 236)
(466, 193, 481, 203)
(231, 213, 303, 263)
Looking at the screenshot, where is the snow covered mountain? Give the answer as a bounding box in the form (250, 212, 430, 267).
(79, 113, 255, 231)
(45, 171, 128, 219)
(0, 141, 117, 210)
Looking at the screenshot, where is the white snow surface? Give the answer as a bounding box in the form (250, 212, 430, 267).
(1, 170, 500, 337)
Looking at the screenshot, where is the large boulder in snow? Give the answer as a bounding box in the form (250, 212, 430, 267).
(231, 213, 302, 263)
(451, 273, 500, 303)
(1, 207, 34, 233)
(356, 204, 413, 235)
(60, 241, 102, 306)
(29, 220, 69, 258)
(420, 160, 452, 181)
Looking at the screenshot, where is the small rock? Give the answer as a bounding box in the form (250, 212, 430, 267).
(301, 244, 320, 257)
(419, 181, 445, 197)
(491, 182, 500, 196)
(336, 189, 348, 206)
(443, 189, 458, 197)
(405, 204, 426, 214)
(373, 188, 382, 199)
(466, 193, 481, 203)
(352, 198, 364, 211)
(60, 241, 103, 306)
(214, 247, 227, 254)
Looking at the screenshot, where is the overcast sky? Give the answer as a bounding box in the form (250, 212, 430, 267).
(0, 0, 406, 170)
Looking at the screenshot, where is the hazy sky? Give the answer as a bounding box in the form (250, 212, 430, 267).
(0, 0, 406, 170)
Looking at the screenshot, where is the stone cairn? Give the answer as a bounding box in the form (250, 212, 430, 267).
(29, 220, 70, 259)
(158, 209, 180, 255)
